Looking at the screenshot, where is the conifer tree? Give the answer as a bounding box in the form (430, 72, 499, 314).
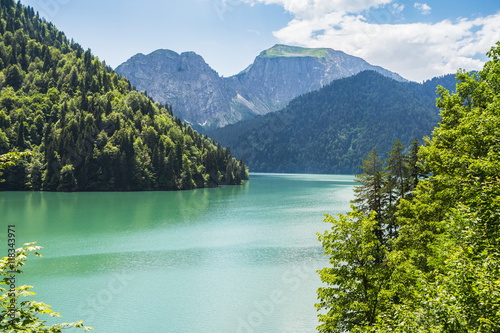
(15, 114, 25, 149)
(384, 139, 408, 239)
(352, 149, 385, 223)
(407, 136, 421, 193)
(239, 157, 249, 180)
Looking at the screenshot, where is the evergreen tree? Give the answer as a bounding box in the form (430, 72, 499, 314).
(59, 164, 77, 191)
(352, 149, 386, 228)
(407, 136, 421, 193)
(15, 115, 25, 149)
(385, 139, 407, 200)
(384, 139, 408, 239)
(4, 64, 24, 90)
(239, 157, 249, 180)
(29, 157, 43, 190)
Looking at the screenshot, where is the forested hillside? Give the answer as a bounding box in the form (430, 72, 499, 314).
(0, 0, 247, 191)
(209, 71, 455, 174)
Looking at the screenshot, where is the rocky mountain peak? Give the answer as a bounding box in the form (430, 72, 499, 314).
(116, 45, 407, 130)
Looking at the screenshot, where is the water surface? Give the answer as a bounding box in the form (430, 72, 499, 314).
(0, 173, 354, 332)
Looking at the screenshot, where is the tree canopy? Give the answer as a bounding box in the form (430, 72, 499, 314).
(0, 0, 248, 191)
(317, 42, 500, 332)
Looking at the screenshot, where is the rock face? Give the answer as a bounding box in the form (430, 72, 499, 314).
(116, 45, 406, 131)
(115, 49, 236, 130)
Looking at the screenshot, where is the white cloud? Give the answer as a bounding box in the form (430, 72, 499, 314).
(245, 0, 500, 81)
(391, 3, 404, 15)
(272, 11, 500, 81)
(414, 2, 431, 15)
(243, 0, 393, 19)
(248, 29, 262, 35)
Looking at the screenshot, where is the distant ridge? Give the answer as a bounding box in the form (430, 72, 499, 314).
(116, 44, 406, 130)
(208, 71, 457, 174)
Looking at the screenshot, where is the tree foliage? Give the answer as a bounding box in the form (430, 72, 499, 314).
(317, 141, 415, 332)
(0, 242, 92, 332)
(0, 0, 247, 191)
(317, 42, 500, 332)
(317, 208, 392, 333)
(0, 151, 30, 170)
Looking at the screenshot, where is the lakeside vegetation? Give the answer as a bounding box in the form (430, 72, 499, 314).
(317, 43, 500, 332)
(0, 243, 92, 332)
(0, 0, 248, 191)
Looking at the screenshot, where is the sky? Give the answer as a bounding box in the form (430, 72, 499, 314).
(19, 0, 500, 82)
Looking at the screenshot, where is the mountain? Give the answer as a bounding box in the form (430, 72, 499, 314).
(208, 71, 457, 174)
(0, 0, 247, 191)
(114, 49, 238, 132)
(115, 44, 406, 130)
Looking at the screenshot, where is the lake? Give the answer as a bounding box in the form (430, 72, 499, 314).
(1, 173, 355, 332)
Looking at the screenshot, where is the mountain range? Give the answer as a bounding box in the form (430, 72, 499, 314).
(115, 44, 406, 130)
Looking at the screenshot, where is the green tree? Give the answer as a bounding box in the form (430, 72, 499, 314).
(0, 242, 92, 332)
(239, 157, 249, 180)
(316, 207, 392, 333)
(406, 136, 421, 193)
(352, 149, 385, 218)
(0, 151, 31, 181)
(59, 164, 77, 191)
(4, 64, 24, 90)
(28, 157, 43, 190)
(352, 148, 386, 243)
(373, 42, 500, 332)
(383, 139, 408, 239)
(15, 114, 25, 149)
(0, 129, 9, 154)
(317, 42, 500, 331)
(385, 139, 407, 201)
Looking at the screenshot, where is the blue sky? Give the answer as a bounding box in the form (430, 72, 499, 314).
(20, 0, 500, 81)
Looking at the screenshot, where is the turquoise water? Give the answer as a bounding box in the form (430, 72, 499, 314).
(0, 173, 355, 332)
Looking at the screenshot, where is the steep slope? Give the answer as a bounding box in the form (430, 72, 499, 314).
(229, 45, 406, 115)
(115, 50, 239, 132)
(115, 44, 406, 130)
(208, 71, 456, 174)
(0, 0, 247, 191)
